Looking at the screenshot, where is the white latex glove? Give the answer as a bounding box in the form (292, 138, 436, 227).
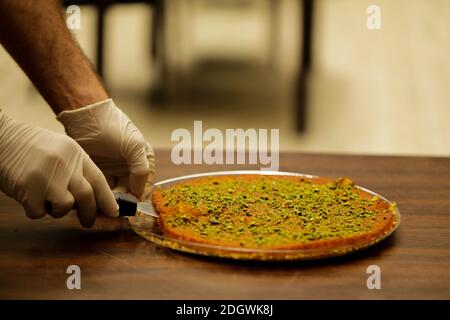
(0, 111, 119, 227)
(56, 99, 155, 200)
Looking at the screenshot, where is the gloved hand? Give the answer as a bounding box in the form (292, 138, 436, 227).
(0, 111, 119, 227)
(56, 99, 155, 200)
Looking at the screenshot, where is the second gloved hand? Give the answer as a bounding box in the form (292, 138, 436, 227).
(57, 99, 155, 200)
(0, 111, 119, 227)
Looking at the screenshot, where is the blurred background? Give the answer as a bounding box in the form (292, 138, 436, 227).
(1, 0, 449, 156)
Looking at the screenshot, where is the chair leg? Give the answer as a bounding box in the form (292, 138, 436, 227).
(149, 0, 170, 103)
(302, 0, 313, 72)
(151, 0, 164, 61)
(96, 4, 106, 77)
(296, 0, 314, 132)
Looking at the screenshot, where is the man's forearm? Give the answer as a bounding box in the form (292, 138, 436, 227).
(0, 0, 108, 113)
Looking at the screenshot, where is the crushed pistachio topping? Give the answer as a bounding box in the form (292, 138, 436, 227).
(159, 176, 387, 248)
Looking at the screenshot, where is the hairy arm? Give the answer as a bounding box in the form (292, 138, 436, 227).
(0, 0, 108, 113)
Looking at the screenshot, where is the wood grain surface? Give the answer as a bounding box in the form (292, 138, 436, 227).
(1, 150, 449, 299)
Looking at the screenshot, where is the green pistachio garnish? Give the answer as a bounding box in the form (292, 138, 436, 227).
(161, 176, 385, 247)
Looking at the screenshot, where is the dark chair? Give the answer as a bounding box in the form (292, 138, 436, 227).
(298, 0, 314, 131)
(62, 0, 313, 131)
(63, 0, 163, 77)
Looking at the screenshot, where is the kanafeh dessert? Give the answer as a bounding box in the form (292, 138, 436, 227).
(151, 175, 397, 250)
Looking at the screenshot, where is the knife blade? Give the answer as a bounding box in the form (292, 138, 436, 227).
(114, 192, 158, 218)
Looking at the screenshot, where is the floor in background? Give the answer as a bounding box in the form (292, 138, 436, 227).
(0, 0, 449, 157)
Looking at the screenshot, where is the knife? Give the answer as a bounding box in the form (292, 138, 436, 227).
(114, 192, 158, 218)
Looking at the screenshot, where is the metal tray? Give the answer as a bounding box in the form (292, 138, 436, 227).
(127, 171, 401, 261)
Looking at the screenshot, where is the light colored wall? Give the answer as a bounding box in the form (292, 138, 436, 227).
(0, 0, 449, 156)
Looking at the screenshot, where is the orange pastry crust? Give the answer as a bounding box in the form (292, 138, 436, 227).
(152, 175, 397, 250)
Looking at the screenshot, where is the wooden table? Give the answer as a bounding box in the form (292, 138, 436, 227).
(1, 150, 449, 299)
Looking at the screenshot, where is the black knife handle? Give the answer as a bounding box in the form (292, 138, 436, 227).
(44, 193, 138, 217)
(114, 192, 138, 217)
